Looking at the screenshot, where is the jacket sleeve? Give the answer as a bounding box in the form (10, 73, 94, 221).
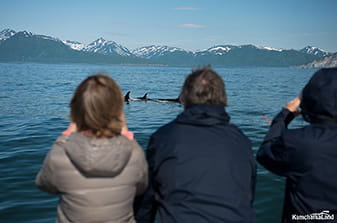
(134, 142, 149, 196)
(257, 108, 299, 177)
(134, 135, 158, 223)
(35, 135, 68, 194)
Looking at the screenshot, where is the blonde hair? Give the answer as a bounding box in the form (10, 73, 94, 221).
(70, 74, 124, 138)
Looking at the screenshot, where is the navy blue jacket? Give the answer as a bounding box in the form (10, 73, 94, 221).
(135, 104, 256, 223)
(257, 68, 337, 222)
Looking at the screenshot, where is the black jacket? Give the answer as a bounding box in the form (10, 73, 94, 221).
(257, 68, 337, 222)
(135, 104, 256, 223)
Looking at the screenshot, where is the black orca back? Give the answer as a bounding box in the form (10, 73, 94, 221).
(124, 91, 131, 102)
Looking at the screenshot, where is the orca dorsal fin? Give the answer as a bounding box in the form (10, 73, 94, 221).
(124, 91, 131, 101)
(141, 93, 148, 100)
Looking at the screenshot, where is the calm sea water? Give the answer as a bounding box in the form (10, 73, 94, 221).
(0, 63, 317, 223)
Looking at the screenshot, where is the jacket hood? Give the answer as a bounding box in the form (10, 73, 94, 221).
(300, 68, 337, 123)
(64, 133, 133, 177)
(176, 104, 230, 126)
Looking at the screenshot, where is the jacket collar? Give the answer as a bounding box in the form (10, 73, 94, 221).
(175, 104, 230, 126)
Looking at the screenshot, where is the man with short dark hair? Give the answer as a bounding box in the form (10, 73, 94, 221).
(135, 67, 256, 223)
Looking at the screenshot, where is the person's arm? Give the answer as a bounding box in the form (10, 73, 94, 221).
(257, 97, 301, 176)
(35, 135, 67, 194)
(134, 136, 159, 223)
(134, 142, 149, 196)
(35, 122, 77, 194)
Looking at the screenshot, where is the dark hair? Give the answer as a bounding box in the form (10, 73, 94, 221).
(70, 74, 124, 138)
(179, 66, 227, 108)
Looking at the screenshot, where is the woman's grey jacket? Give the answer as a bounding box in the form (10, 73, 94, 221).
(36, 133, 148, 223)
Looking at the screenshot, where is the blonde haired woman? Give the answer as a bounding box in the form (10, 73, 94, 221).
(36, 74, 148, 223)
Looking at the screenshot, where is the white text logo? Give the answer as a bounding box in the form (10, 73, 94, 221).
(292, 210, 334, 221)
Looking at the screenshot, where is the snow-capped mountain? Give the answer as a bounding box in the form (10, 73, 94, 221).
(205, 45, 234, 55)
(36, 34, 61, 42)
(0, 28, 333, 67)
(300, 46, 330, 57)
(0, 29, 16, 43)
(0, 29, 149, 65)
(195, 44, 285, 56)
(63, 38, 133, 56)
(12, 30, 62, 43)
(62, 40, 86, 51)
(132, 45, 192, 59)
(83, 38, 133, 57)
(258, 46, 283, 52)
(196, 45, 238, 56)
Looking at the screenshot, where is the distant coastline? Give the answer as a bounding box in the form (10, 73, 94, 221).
(0, 29, 335, 68)
(296, 53, 337, 68)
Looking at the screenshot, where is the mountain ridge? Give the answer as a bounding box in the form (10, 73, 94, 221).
(0, 30, 152, 65)
(298, 53, 337, 68)
(0, 28, 333, 67)
(300, 46, 330, 57)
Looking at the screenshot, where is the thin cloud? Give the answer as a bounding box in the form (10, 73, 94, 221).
(173, 7, 200, 10)
(177, 24, 206, 29)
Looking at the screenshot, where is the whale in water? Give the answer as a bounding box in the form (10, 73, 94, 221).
(124, 91, 131, 102)
(150, 97, 180, 103)
(124, 91, 180, 103)
(124, 91, 148, 102)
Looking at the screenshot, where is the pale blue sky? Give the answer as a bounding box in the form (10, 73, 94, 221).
(1, 0, 337, 52)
